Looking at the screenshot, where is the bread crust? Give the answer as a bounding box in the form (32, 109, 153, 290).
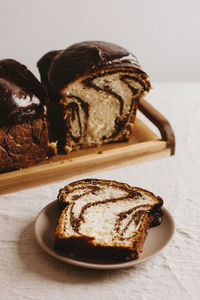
(0, 112, 49, 173)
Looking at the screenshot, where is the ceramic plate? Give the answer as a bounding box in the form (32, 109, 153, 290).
(34, 200, 175, 270)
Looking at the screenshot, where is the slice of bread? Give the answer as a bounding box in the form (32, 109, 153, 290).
(55, 179, 163, 261)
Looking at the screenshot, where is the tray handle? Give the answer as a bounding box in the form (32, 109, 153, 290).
(138, 98, 175, 155)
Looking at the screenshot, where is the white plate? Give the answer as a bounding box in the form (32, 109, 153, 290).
(34, 200, 175, 270)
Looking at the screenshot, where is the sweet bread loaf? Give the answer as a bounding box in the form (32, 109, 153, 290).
(55, 179, 163, 260)
(37, 41, 151, 153)
(0, 59, 49, 173)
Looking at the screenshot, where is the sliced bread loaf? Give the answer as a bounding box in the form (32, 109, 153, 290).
(37, 41, 151, 153)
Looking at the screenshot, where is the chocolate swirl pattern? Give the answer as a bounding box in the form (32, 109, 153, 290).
(37, 41, 151, 153)
(61, 69, 149, 152)
(55, 179, 163, 260)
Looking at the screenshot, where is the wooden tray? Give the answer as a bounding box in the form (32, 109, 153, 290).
(0, 99, 175, 195)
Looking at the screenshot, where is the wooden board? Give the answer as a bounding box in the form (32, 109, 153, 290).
(0, 99, 175, 195)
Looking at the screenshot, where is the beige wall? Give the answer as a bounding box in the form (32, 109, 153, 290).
(0, 0, 199, 81)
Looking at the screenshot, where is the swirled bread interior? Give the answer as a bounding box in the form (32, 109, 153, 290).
(55, 179, 163, 260)
(62, 70, 149, 152)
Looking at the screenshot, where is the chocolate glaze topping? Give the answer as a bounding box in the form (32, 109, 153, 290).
(38, 41, 145, 93)
(37, 42, 151, 150)
(0, 59, 47, 126)
(37, 50, 60, 88)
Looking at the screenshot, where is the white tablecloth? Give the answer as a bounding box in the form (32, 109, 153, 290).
(1, 82, 200, 300)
